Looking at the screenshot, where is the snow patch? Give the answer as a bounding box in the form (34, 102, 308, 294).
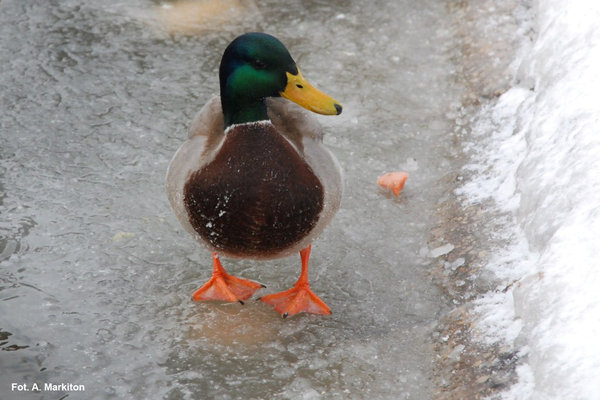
(461, 0, 600, 398)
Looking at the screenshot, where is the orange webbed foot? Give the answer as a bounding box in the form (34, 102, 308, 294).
(260, 284, 331, 318)
(260, 245, 331, 318)
(193, 253, 264, 304)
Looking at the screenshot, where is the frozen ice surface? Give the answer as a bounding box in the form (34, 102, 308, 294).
(459, 0, 600, 398)
(0, 0, 465, 399)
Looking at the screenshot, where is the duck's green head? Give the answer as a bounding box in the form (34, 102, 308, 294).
(219, 32, 342, 128)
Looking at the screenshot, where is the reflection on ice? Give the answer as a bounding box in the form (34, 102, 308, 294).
(156, 0, 259, 35)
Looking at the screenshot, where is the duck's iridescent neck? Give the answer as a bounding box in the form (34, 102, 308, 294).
(221, 96, 270, 129)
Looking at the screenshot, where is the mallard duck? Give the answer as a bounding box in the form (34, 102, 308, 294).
(166, 32, 342, 318)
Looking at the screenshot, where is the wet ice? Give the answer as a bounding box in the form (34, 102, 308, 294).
(0, 1, 466, 399)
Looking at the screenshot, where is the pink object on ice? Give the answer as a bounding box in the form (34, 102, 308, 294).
(377, 171, 408, 196)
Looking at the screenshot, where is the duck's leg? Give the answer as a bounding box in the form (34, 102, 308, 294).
(260, 245, 331, 318)
(192, 253, 264, 304)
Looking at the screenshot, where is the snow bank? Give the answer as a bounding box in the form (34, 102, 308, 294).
(459, 0, 600, 398)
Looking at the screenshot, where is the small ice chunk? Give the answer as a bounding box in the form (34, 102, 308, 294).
(448, 344, 465, 361)
(450, 257, 465, 270)
(402, 157, 419, 172)
(429, 243, 454, 258)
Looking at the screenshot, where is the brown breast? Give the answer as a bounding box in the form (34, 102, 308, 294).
(183, 122, 324, 258)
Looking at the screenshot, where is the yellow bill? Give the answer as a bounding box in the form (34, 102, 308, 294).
(280, 69, 342, 115)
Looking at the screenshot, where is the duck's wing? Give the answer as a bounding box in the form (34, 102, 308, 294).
(266, 97, 323, 149)
(188, 96, 224, 138)
(166, 96, 225, 241)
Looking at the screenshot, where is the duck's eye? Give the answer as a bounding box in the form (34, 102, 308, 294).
(252, 59, 267, 69)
